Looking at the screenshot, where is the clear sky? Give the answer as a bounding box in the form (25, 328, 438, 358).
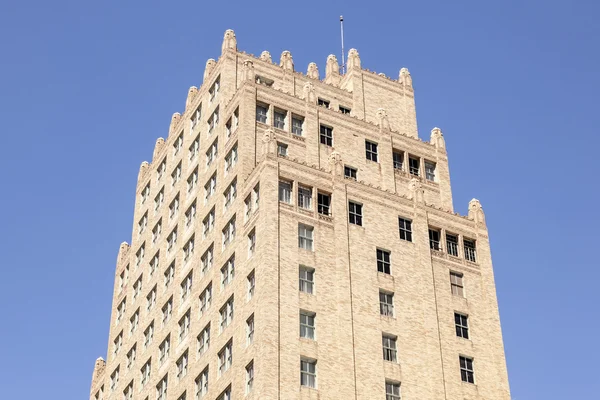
(0, 1, 598, 399)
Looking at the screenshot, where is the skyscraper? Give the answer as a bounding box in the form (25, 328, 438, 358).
(90, 29, 510, 400)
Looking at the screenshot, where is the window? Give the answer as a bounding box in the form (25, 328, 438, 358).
(171, 162, 182, 186)
(298, 224, 314, 251)
(135, 243, 145, 267)
(247, 270, 255, 299)
(398, 218, 412, 242)
(224, 144, 238, 174)
(178, 310, 191, 341)
(319, 124, 333, 146)
(223, 178, 237, 210)
(218, 341, 233, 375)
(201, 245, 213, 274)
(292, 116, 304, 135)
(152, 220, 162, 244)
(220, 255, 235, 289)
(219, 296, 234, 332)
(146, 286, 157, 311)
(464, 239, 477, 262)
(110, 366, 119, 391)
(274, 109, 286, 130)
(246, 314, 254, 345)
(156, 375, 168, 400)
(300, 311, 315, 339)
(204, 174, 217, 203)
(206, 140, 218, 168)
(189, 135, 199, 162)
(197, 323, 210, 355)
(124, 383, 134, 400)
(450, 272, 464, 297)
(149, 252, 159, 277)
(300, 359, 317, 388)
(318, 98, 330, 108)
(256, 104, 268, 123)
(157, 159, 167, 182)
(138, 213, 148, 235)
(177, 392, 186, 400)
(379, 291, 394, 317)
(191, 105, 202, 130)
(348, 201, 363, 226)
(187, 168, 198, 194)
(455, 313, 469, 339)
(244, 195, 252, 221)
(299, 266, 314, 294)
(116, 298, 126, 324)
(209, 76, 220, 101)
(254, 183, 260, 210)
(459, 356, 475, 383)
(393, 151, 404, 170)
(202, 207, 215, 237)
(161, 297, 173, 326)
(377, 249, 391, 274)
(143, 321, 154, 348)
(429, 228, 441, 250)
(365, 140, 378, 162)
(317, 192, 330, 216)
(208, 107, 219, 133)
(181, 273, 193, 302)
(279, 181, 292, 203)
(164, 262, 175, 288)
(216, 387, 231, 400)
(173, 133, 183, 156)
(425, 161, 436, 181)
(168, 196, 179, 220)
(140, 359, 151, 386)
(277, 142, 288, 157)
(385, 381, 401, 400)
(159, 335, 170, 364)
(344, 165, 357, 180)
(141, 184, 150, 205)
(129, 309, 139, 335)
(222, 217, 236, 248)
(298, 186, 312, 210)
(446, 234, 459, 257)
(185, 202, 196, 228)
(195, 367, 209, 398)
(199, 283, 212, 316)
(382, 335, 398, 362)
(133, 276, 143, 300)
(183, 235, 195, 262)
(113, 331, 123, 357)
(176, 350, 188, 379)
(409, 156, 420, 176)
(154, 188, 164, 212)
(339, 105, 351, 114)
(246, 361, 254, 393)
(118, 266, 129, 292)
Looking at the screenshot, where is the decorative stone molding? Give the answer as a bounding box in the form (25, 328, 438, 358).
(169, 112, 181, 135)
(430, 127, 446, 150)
(260, 51, 272, 63)
(203, 59, 216, 82)
(185, 86, 198, 111)
(328, 151, 344, 177)
(468, 198, 486, 226)
(242, 59, 255, 82)
(409, 178, 425, 204)
(399, 67, 413, 87)
(325, 54, 341, 86)
(302, 82, 316, 104)
(221, 29, 237, 54)
(280, 51, 294, 72)
(117, 242, 130, 265)
(347, 48, 361, 70)
(152, 138, 165, 161)
(90, 357, 106, 389)
(137, 161, 149, 183)
(307, 62, 319, 80)
(376, 108, 390, 131)
(262, 128, 277, 155)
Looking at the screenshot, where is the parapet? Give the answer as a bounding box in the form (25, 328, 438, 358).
(221, 29, 237, 54)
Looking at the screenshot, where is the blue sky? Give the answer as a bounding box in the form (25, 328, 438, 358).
(0, 1, 598, 398)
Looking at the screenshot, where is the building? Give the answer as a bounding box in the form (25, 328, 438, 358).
(89, 29, 511, 400)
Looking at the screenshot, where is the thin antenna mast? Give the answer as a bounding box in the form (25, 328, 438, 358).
(340, 15, 346, 74)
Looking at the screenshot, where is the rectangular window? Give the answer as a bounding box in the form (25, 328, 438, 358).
(183, 236, 195, 262)
(365, 140, 378, 162)
(218, 341, 233, 375)
(274, 109, 286, 130)
(455, 313, 469, 339)
(178, 310, 191, 341)
(298, 224, 314, 251)
(317, 192, 331, 216)
(299, 266, 314, 294)
(318, 98, 330, 108)
(199, 283, 212, 316)
(209, 76, 220, 101)
(393, 150, 404, 170)
(398, 218, 412, 242)
(219, 296, 234, 332)
(277, 142, 288, 157)
(429, 228, 441, 250)
(143, 321, 154, 348)
(138, 213, 147, 235)
(385, 381, 401, 400)
(292, 116, 304, 135)
(216, 387, 231, 400)
(248, 230, 256, 258)
(223, 178, 237, 210)
(382, 335, 398, 362)
(157, 159, 166, 182)
(344, 165, 357, 180)
(171, 162, 181, 186)
(247, 270, 255, 299)
(319, 125, 333, 146)
(379, 291, 394, 317)
(246, 314, 255, 345)
(348, 201, 363, 226)
(149, 252, 159, 277)
(135, 244, 145, 267)
(450, 272, 464, 297)
(377, 249, 391, 274)
(202, 207, 215, 237)
(164, 262, 175, 288)
(173, 133, 183, 156)
(208, 107, 219, 133)
(256, 104, 268, 123)
(176, 350, 188, 379)
(300, 359, 317, 388)
(195, 367, 209, 398)
(222, 217, 236, 248)
(156, 375, 168, 400)
(133, 276, 143, 300)
(110, 366, 119, 390)
(161, 297, 173, 326)
(409, 156, 420, 176)
(140, 359, 151, 386)
(129, 310, 139, 335)
(253, 183, 260, 210)
(185, 202, 196, 228)
(446, 234, 459, 257)
(191, 105, 202, 130)
(141, 184, 150, 205)
(113, 331, 122, 357)
(298, 186, 312, 210)
(189, 135, 199, 162)
(201, 244, 213, 274)
(460, 356, 475, 383)
(278, 181, 292, 203)
(339, 105, 351, 114)
(168, 195, 180, 220)
(220, 255, 235, 288)
(224, 144, 238, 174)
(464, 239, 477, 262)
(197, 323, 210, 356)
(187, 168, 198, 194)
(116, 298, 126, 324)
(152, 220, 162, 244)
(146, 285, 157, 311)
(159, 335, 170, 364)
(425, 161, 436, 181)
(300, 312, 315, 340)
(206, 140, 218, 169)
(246, 361, 254, 393)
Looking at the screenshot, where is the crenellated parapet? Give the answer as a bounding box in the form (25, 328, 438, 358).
(203, 58, 217, 83)
(260, 51, 272, 63)
(399, 67, 413, 88)
(137, 161, 149, 185)
(185, 86, 198, 111)
(116, 242, 130, 268)
(324, 55, 341, 86)
(152, 138, 165, 162)
(430, 127, 446, 150)
(89, 357, 106, 395)
(169, 113, 181, 136)
(280, 51, 294, 72)
(347, 48, 361, 70)
(468, 198, 486, 227)
(307, 62, 319, 80)
(221, 29, 237, 54)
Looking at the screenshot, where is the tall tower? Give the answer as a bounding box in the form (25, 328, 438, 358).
(90, 30, 511, 400)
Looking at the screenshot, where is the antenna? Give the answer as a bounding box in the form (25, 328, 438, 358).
(340, 15, 346, 74)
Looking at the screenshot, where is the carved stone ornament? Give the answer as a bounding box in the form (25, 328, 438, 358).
(325, 54, 341, 86)
(186, 86, 198, 111)
(260, 51, 272, 63)
(430, 127, 446, 149)
(152, 137, 165, 161)
(328, 151, 344, 176)
(468, 198, 486, 226)
(376, 108, 390, 130)
(280, 51, 294, 71)
(262, 128, 277, 155)
(137, 161, 149, 182)
(409, 178, 424, 203)
(91, 357, 106, 386)
(203, 58, 216, 82)
(169, 112, 181, 134)
(302, 82, 316, 104)
(307, 62, 319, 80)
(117, 242, 130, 264)
(242, 59, 255, 82)
(347, 48, 361, 70)
(399, 67, 413, 87)
(221, 29, 237, 54)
